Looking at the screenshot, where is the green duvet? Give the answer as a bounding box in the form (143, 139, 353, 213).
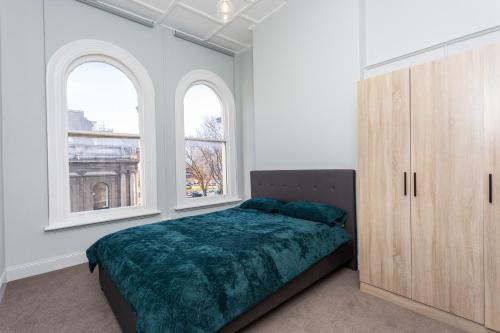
(86, 207, 351, 333)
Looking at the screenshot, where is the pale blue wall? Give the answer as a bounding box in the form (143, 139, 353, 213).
(235, 49, 255, 199)
(0, 6, 5, 284)
(0, 0, 242, 268)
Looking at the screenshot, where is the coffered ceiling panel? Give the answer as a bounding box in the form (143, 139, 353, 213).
(178, 0, 249, 20)
(137, 0, 177, 12)
(242, 0, 286, 22)
(164, 5, 221, 39)
(218, 17, 253, 46)
(90, 0, 288, 53)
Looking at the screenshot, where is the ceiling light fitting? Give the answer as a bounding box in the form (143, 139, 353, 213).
(217, 0, 234, 22)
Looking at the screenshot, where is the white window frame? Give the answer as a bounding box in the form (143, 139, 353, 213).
(46, 39, 159, 231)
(175, 70, 240, 211)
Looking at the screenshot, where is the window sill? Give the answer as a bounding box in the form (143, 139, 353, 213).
(45, 209, 162, 232)
(174, 198, 243, 212)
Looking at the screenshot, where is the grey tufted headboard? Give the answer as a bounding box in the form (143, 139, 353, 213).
(250, 169, 357, 270)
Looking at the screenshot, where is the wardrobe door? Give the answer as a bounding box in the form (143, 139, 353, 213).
(358, 69, 412, 297)
(483, 42, 500, 332)
(411, 51, 484, 323)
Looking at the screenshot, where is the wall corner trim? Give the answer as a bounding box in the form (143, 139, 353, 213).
(6, 251, 87, 282)
(0, 270, 7, 303)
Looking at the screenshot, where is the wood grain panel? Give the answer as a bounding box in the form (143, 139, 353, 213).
(482, 42, 500, 332)
(358, 69, 412, 297)
(410, 51, 485, 323)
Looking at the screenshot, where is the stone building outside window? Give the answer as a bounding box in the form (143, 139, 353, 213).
(67, 110, 141, 213)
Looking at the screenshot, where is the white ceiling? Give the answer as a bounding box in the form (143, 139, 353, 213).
(98, 0, 288, 53)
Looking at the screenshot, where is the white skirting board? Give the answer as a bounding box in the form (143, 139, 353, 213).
(6, 251, 87, 282)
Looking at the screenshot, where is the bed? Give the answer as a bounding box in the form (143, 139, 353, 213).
(87, 170, 357, 333)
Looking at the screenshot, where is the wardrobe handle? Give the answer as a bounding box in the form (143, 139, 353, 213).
(489, 174, 493, 204)
(404, 172, 407, 196)
(413, 173, 417, 197)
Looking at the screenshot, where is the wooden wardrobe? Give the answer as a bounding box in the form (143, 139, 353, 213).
(358, 43, 500, 332)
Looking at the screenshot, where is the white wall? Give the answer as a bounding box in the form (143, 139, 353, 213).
(235, 49, 255, 199)
(0, 6, 5, 298)
(0, 0, 244, 279)
(364, 0, 500, 76)
(251, 0, 500, 168)
(253, 0, 360, 170)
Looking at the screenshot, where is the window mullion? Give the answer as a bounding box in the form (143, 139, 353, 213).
(185, 137, 226, 144)
(68, 130, 140, 139)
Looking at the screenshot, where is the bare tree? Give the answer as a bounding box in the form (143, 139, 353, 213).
(185, 142, 214, 196)
(185, 117, 224, 197)
(198, 117, 224, 193)
(200, 144, 223, 191)
(197, 116, 223, 140)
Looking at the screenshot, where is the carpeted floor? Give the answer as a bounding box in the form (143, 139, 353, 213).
(0, 264, 463, 333)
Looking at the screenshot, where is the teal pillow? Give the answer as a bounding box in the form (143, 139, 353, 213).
(240, 197, 285, 213)
(278, 200, 346, 226)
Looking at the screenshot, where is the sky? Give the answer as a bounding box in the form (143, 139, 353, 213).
(66, 61, 223, 137)
(184, 84, 223, 138)
(66, 61, 139, 134)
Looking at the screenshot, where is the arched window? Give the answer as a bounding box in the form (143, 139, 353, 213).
(46, 40, 158, 229)
(66, 61, 141, 213)
(93, 183, 110, 210)
(175, 70, 238, 208)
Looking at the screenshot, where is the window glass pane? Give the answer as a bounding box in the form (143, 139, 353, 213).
(67, 62, 139, 134)
(184, 84, 224, 139)
(67, 62, 142, 213)
(93, 182, 110, 210)
(68, 136, 142, 213)
(185, 140, 225, 198)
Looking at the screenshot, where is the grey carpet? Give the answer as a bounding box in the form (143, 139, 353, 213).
(0, 264, 463, 333)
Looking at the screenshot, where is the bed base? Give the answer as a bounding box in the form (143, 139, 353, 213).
(99, 241, 354, 333)
(100, 169, 357, 332)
